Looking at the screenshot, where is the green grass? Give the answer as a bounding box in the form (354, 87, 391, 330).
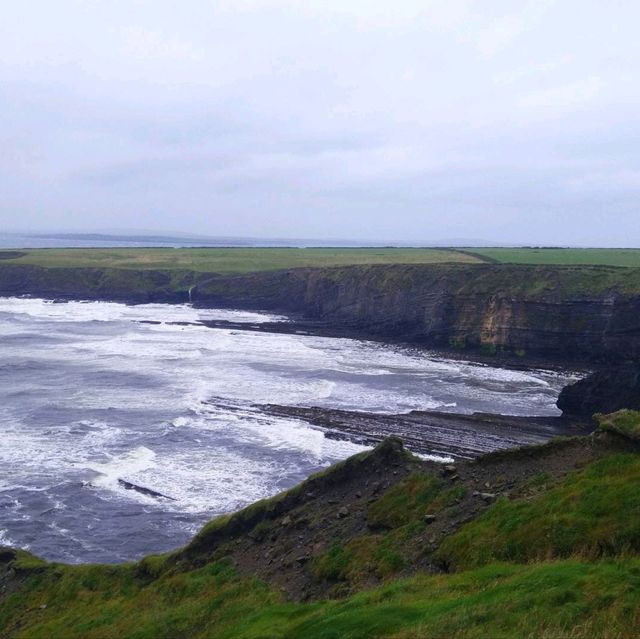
(596, 410, 640, 442)
(436, 452, 640, 570)
(5, 433, 640, 637)
(366, 473, 443, 530)
(3, 247, 481, 273)
(3, 555, 640, 638)
(466, 248, 640, 267)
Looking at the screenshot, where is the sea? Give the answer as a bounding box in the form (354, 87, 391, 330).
(0, 296, 575, 563)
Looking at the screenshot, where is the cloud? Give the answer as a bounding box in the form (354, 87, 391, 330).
(518, 77, 603, 114)
(0, 0, 639, 245)
(120, 26, 201, 62)
(476, 14, 527, 58)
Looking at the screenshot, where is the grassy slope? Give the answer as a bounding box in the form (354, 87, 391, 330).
(437, 449, 640, 570)
(3, 413, 640, 638)
(3, 556, 640, 639)
(3, 248, 481, 273)
(466, 248, 640, 267)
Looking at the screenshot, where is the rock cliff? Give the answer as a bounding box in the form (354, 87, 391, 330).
(557, 363, 640, 417)
(2, 262, 640, 363)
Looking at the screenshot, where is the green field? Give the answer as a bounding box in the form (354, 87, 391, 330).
(465, 248, 640, 267)
(3, 246, 640, 274)
(1, 247, 481, 273)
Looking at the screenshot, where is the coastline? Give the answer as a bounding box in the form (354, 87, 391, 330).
(259, 404, 593, 459)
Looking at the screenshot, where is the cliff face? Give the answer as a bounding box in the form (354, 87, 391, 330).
(2, 262, 640, 363)
(193, 264, 640, 363)
(0, 263, 192, 303)
(557, 364, 640, 417)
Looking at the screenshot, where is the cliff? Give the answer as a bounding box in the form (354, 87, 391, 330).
(558, 363, 640, 417)
(2, 262, 640, 363)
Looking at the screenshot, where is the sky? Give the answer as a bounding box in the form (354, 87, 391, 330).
(1, 0, 639, 246)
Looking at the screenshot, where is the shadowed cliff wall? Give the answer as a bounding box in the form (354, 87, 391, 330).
(1, 262, 640, 363)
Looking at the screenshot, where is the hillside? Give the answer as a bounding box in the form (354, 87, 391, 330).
(2, 412, 640, 638)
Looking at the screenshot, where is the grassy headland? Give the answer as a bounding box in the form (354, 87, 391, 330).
(4, 247, 640, 272)
(0, 247, 481, 273)
(3, 413, 640, 638)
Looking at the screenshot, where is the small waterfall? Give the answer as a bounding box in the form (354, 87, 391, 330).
(188, 285, 196, 304)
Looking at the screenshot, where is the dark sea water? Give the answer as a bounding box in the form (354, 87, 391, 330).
(0, 298, 575, 563)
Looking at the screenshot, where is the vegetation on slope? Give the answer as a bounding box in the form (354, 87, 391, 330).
(596, 410, 640, 442)
(2, 247, 481, 273)
(3, 554, 640, 639)
(437, 450, 640, 570)
(2, 413, 640, 638)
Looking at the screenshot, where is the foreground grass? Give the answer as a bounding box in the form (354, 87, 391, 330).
(3, 557, 640, 638)
(437, 451, 640, 570)
(2, 248, 481, 273)
(466, 248, 640, 267)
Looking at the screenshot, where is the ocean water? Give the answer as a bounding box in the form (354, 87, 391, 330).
(0, 297, 574, 563)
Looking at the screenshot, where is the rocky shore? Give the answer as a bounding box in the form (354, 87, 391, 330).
(259, 404, 592, 459)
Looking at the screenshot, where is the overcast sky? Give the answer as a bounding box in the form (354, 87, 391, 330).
(2, 1, 639, 245)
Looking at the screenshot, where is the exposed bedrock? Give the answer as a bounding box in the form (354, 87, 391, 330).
(192, 263, 640, 363)
(557, 363, 640, 418)
(2, 262, 640, 363)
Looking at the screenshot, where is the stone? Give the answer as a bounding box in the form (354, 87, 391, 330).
(337, 506, 349, 519)
(424, 514, 437, 524)
(557, 363, 640, 417)
(442, 465, 457, 476)
(0, 548, 17, 563)
(281, 515, 292, 526)
(480, 492, 496, 502)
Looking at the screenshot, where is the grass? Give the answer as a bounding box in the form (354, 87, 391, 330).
(3, 555, 640, 638)
(4, 432, 640, 637)
(436, 451, 640, 570)
(465, 248, 640, 268)
(7, 247, 640, 272)
(366, 473, 443, 529)
(596, 410, 640, 442)
(2, 247, 481, 273)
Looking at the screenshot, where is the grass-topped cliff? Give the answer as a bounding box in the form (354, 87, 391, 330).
(2, 258, 640, 363)
(3, 412, 640, 638)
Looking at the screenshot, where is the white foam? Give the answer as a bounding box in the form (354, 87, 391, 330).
(0, 297, 287, 325)
(0, 295, 577, 558)
(84, 446, 158, 498)
(0, 528, 26, 549)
